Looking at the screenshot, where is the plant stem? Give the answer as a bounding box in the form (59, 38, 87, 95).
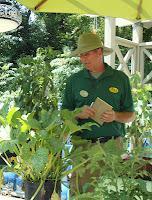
(0, 154, 11, 167)
(30, 179, 44, 200)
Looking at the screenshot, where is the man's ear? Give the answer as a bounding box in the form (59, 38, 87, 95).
(97, 48, 103, 55)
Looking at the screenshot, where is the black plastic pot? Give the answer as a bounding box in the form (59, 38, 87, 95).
(24, 181, 44, 200)
(24, 180, 61, 200)
(44, 180, 61, 199)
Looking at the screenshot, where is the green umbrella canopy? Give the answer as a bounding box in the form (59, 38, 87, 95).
(17, 0, 152, 20)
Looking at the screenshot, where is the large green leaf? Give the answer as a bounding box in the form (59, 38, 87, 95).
(0, 139, 18, 154)
(21, 143, 31, 161)
(47, 137, 63, 154)
(64, 120, 95, 134)
(27, 118, 41, 130)
(31, 147, 49, 173)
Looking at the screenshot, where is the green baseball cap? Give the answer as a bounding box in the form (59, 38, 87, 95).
(71, 32, 113, 57)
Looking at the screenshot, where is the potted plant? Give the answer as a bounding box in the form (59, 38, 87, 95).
(71, 139, 152, 199)
(0, 106, 94, 200)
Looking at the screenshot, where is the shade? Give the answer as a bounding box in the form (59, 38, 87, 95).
(17, 0, 152, 21)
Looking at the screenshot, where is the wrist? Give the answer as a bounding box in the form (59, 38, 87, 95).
(114, 111, 118, 121)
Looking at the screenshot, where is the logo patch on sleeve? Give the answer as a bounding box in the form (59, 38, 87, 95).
(109, 87, 119, 93)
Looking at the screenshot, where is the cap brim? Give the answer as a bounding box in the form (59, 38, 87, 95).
(70, 46, 113, 57)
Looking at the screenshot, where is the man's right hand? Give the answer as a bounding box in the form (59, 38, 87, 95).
(76, 105, 95, 119)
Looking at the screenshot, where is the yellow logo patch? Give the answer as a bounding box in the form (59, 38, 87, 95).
(109, 87, 119, 93)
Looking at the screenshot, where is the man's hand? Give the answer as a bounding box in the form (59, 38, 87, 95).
(100, 110, 116, 123)
(76, 105, 95, 119)
(101, 110, 135, 123)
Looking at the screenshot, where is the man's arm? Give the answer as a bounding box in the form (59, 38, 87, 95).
(100, 110, 135, 123)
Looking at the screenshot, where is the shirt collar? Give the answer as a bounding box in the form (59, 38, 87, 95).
(83, 63, 114, 79)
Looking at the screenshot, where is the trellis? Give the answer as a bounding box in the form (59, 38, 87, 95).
(104, 17, 152, 84)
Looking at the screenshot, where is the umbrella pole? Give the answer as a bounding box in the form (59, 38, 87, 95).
(35, 0, 48, 11)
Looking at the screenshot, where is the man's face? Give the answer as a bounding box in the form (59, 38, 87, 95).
(80, 48, 103, 72)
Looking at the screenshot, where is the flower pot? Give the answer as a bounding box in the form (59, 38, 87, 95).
(44, 180, 61, 199)
(24, 180, 61, 200)
(24, 181, 44, 200)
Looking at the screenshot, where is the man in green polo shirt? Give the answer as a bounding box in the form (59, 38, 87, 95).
(62, 32, 135, 194)
(62, 32, 135, 141)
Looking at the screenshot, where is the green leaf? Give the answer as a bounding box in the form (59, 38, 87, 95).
(21, 143, 31, 161)
(18, 132, 28, 144)
(37, 130, 48, 139)
(27, 118, 41, 130)
(18, 118, 30, 132)
(6, 107, 20, 125)
(51, 191, 60, 200)
(48, 137, 63, 154)
(64, 120, 95, 134)
(0, 139, 17, 154)
(0, 115, 6, 126)
(31, 147, 49, 173)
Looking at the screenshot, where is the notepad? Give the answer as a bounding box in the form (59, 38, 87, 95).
(90, 97, 113, 125)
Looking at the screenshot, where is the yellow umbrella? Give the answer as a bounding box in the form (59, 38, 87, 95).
(17, 0, 152, 20)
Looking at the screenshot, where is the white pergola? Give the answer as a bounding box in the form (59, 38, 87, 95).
(104, 17, 152, 84)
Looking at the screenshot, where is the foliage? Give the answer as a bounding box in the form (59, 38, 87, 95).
(51, 55, 83, 101)
(9, 47, 59, 115)
(126, 73, 152, 140)
(116, 26, 132, 40)
(0, 63, 17, 93)
(0, 2, 105, 65)
(0, 106, 94, 199)
(143, 27, 152, 42)
(0, 11, 95, 65)
(0, 1, 49, 64)
(59, 14, 102, 50)
(71, 139, 152, 199)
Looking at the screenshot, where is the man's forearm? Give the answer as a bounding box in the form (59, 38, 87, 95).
(115, 111, 135, 123)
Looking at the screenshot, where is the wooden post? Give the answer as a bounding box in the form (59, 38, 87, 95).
(132, 22, 143, 74)
(104, 17, 116, 68)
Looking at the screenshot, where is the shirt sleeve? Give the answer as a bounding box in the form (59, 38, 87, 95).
(62, 76, 75, 111)
(120, 74, 134, 112)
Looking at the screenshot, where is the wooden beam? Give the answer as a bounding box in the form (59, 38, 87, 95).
(139, 42, 152, 48)
(104, 17, 116, 68)
(117, 49, 134, 70)
(139, 47, 145, 80)
(115, 45, 131, 77)
(132, 22, 143, 43)
(143, 49, 152, 61)
(132, 22, 143, 74)
(116, 37, 138, 48)
(143, 71, 152, 84)
(131, 46, 139, 74)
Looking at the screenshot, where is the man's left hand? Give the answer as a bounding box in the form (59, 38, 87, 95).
(100, 110, 116, 123)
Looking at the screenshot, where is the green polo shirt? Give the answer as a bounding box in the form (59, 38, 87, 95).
(62, 64, 134, 139)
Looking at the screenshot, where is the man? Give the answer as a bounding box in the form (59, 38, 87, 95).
(62, 32, 135, 139)
(62, 32, 135, 193)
